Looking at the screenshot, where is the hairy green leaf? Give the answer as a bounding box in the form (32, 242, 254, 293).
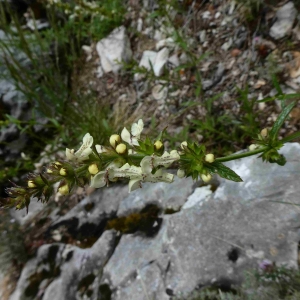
(269, 101, 296, 141)
(281, 131, 300, 143)
(206, 161, 243, 182)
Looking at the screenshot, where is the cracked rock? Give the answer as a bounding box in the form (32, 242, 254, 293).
(10, 231, 116, 300)
(9, 144, 300, 300)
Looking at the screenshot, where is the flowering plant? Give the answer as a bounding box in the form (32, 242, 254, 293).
(1, 101, 300, 212)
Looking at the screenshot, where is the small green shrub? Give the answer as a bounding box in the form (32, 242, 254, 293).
(174, 265, 300, 300)
(0, 210, 28, 273)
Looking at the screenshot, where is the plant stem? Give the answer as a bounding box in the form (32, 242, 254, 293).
(75, 165, 88, 173)
(215, 146, 268, 163)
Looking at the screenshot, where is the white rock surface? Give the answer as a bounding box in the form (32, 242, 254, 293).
(134, 50, 157, 81)
(137, 18, 143, 32)
(269, 2, 297, 40)
(168, 53, 180, 67)
(152, 84, 168, 101)
(153, 47, 169, 76)
(135, 48, 169, 80)
(182, 186, 212, 210)
(139, 50, 157, 70)
(96, 26, 132, 74)
(156, 37, 175, 50)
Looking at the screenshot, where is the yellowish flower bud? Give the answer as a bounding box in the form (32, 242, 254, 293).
(60, 168, 67, 176)
(28, 180, 36, 188)
(116, 143, 127, 154)
(260, 128, 268, 138)
(201, 173, 212, 183)
(88, 164, 99, 175)
(205, 153, 215, 163)
(58, 184, 69, 195)
(181, 141, 188, 149)
(46, 169, 53, 174)
(154, 140, 163, 150)
(109, 134, 121, 148)
(249, 144, 258, 151)
(177, 169, 185, 178)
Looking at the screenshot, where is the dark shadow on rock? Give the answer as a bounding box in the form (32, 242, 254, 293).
(47, 212, 117, 248)
(106, 203, 163, 238)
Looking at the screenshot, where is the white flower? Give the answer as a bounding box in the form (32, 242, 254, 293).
(116, 163, 174, 192)
(128, 168, 174, 192)
(140, 150, 180, 172)
(121, 119, 144, 146)
(90, 161, 123, 188)
(95, 144, 106, 153)
(131, 119, 144, 136)
(181, 141, 188, 149)
(66, 133, 93, 162)
(90, 161, 174, 192)
(90, 170, 107, 188)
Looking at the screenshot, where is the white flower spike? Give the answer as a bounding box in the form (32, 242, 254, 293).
(66, 133, 93, 162)
(121, 119, 144, 146)
(140, 150, 180, 173)
(116, 163, 174, 192)
(90, 161, 174, 193)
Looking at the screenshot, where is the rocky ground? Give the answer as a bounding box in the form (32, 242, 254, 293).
(74, 0, 300, 147)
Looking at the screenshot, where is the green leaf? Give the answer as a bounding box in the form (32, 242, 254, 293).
(174, 63, 193, 72)
(272, 154, 286, 166)
(281, 131, 300, 143)
(206, 161, 243, 182)
(269, 101, 296, 141)
(272, 74, 283, 95)
(280, 93, 300, 100)
(257, 96, 276, 103)
(195, 85, 202, 97)
(156, 126, 168, 141)
(206, 92, 224, 114)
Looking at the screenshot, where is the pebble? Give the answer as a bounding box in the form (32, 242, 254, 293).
(269, 2, 297, 40)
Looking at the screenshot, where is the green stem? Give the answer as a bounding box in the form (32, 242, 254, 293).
(75, 165, 88, 174)
(215, 146, 268, 163)
(216, 130, 300, 163)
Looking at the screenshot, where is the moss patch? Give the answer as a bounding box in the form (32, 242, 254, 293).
(77, 273, 96, 297)
(106, 204, 162, 237)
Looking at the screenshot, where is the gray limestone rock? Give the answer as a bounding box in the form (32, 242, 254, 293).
(270, 2, 298, 40)
(9, 143, 300, 300)
(117, 176, 195, 216)
(50, 185, 128, 230)
(0, 30, 47, 164)
(104, 143, 300, 298)
(10, 230, 116, 300)
(96, 26, 132, 74)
